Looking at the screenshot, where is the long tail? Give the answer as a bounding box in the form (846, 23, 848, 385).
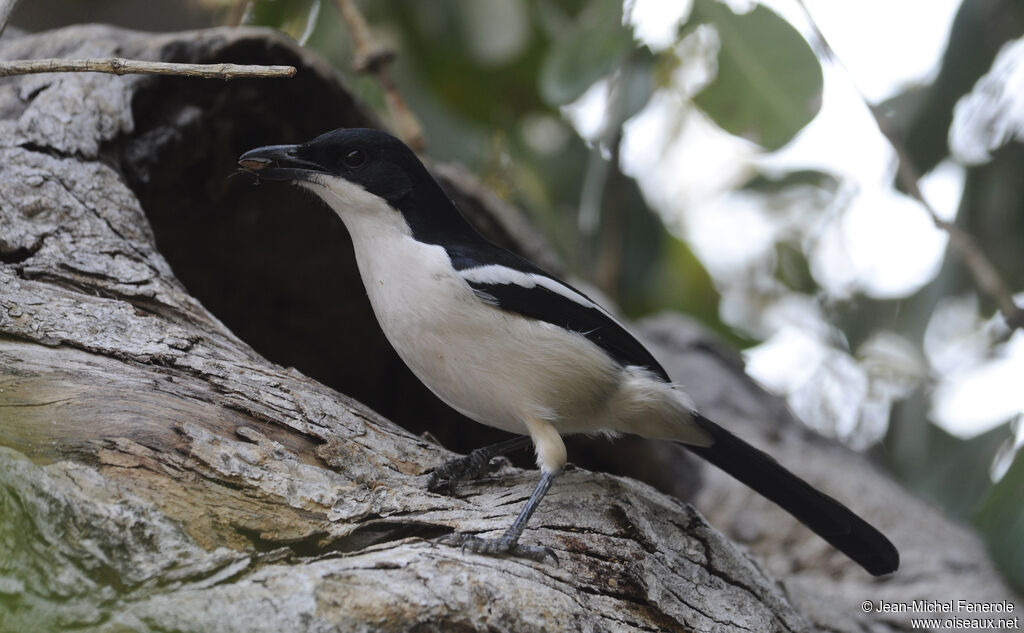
(681, 414, 899, 576)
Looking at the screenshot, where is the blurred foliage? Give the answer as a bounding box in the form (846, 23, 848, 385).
(238, 0, 1024, 589)
(975, 447, 1024, 591)
(886, 0, 1024, 301)
(888, 412, 1011, 519)
(742, 169, 838, 194)
(538, 0, 636, 106)
(684, 0, 823, 151)
(879, 0, 1024, 590)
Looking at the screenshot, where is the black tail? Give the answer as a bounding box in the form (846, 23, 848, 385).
(682, 414, 899, 576)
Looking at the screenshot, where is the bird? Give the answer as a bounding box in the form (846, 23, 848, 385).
(237, 127, 899, 576)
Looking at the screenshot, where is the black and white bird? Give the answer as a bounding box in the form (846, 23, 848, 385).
(238, 127, 899, 576)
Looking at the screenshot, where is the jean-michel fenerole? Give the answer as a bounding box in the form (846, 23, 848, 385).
(871, 599, 1016, 614)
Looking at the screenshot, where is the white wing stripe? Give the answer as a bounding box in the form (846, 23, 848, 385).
(459, 265, 601, 312)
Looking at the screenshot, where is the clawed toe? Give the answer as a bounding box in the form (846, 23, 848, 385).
(439, 532, 558, 566)
(426, 470, 454, 493)
(426, 437, 532, 494)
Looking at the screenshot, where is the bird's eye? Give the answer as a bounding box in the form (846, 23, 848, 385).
(343, 149, 366, 169)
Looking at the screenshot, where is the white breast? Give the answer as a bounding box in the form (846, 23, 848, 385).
(357, 231, 625, 435)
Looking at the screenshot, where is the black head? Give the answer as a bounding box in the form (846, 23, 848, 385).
(238, 128, 425, 206)
(240, 128, 482, 245)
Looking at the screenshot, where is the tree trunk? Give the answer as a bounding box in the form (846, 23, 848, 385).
(0, 24, 1019, 633)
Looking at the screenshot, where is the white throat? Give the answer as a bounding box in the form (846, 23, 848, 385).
(299, 175, 411, 244)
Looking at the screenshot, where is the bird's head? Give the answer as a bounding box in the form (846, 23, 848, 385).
(238, 128, 422, 206)
(239, 128, 477, 243)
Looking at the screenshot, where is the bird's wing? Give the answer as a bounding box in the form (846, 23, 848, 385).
(447, 243, 670, 382)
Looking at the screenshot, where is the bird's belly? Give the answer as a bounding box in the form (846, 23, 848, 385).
(405, 324, 621, 433)
(360, 250, 620, 433)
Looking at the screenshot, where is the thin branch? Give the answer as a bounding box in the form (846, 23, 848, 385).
(334, 0, 391, 72)
(795, 0, 1024, 331)
(877, 105, 1024, 330)
(227, 0, 251, 28)
(334, 0, 424, 151)
(0, 0, 21, 39)
(0, 58, 296, 80)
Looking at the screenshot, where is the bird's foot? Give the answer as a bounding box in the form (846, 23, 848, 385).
(439, 532, 558, 566)
(427, 451, 503, 492)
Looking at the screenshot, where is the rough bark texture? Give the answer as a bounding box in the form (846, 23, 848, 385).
(0, 24, 1019, 633)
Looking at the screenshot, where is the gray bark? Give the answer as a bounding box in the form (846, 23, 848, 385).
(0, 24, 1018, 633)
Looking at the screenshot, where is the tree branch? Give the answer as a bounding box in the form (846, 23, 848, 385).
(795, 0, 1024, 331)
(0, 0, 19, 39)
(334, 0, 424, 151)
(0, 57, 295, 79)
(877, 106, 1024, 330)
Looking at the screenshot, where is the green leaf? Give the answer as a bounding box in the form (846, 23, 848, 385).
(688, 0, 823, 151)
(742, 169, 838, 193)
(891, 420, 1010, 520)
(539, 0, 636, 106)
(775, 243, 815, 293)
(975, 449, 1024, 591)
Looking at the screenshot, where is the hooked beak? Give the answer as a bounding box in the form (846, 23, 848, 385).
(237, 143, 326, 182)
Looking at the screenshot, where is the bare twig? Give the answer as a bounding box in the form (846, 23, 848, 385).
(0, 0, 22, 39)
(334, 0, 392, 72)
(334, 0, 424, 151)
(876, 104, 1024, 330)
(795, 0, 1024, 331)
(0, 0, 292, 82)
(0, 57, 296, 79)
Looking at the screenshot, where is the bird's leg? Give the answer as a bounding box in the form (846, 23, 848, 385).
(427, 435, 533, 492)
(442, 470, 558, 564)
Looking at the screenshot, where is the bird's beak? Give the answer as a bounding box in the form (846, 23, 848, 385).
(237, 143, 325, 182)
